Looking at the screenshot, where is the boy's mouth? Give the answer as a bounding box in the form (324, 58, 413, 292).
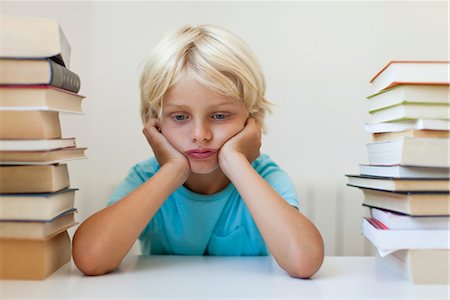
(185, 148, 217, 159)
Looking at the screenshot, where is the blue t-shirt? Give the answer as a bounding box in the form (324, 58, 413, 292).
(107, 154, 298, 256)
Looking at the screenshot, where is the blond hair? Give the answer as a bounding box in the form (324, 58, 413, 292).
(139, 25, 272, 130)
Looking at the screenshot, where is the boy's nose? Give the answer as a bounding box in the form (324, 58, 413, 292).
(191, 121, 212, 144)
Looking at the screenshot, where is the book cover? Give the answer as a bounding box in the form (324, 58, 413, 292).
(0, 188, 77, 220)
(358, 164, 450, 179)
(0, 58, 80, 93)
(0, 147, 87, 165)
(357, 187, 450, 216)
(0, 111, 62, 139)
(0, 209, 77, 239)
(0, 137, 76, 151)
(362, 217, 449, 251)
(366, 137, 449, 167)
(0, 16, 71, 67)
(0, 85, 85, 113)
(364, 119, 450, 133)
(370, 61, 450, 93)
(0, 230, 71, 280)
(366, 84, 449, 112)
(0, 164, 69, 193)
(371, 130, 449, 143)
(369, 103, 450, 124)
(369, 207, 449, 230)
(346, 174, 449, 192)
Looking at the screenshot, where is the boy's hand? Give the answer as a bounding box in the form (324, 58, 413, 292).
(218, 117, 261, 176)
(143, 119, 190, 180)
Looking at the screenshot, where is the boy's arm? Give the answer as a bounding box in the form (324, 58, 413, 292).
(72, 119, 189, 276)
(219, 118, 324, 279)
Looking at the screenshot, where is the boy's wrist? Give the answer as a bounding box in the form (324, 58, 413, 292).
(219, 152, 250, 177)
(160, 161, 190, 186)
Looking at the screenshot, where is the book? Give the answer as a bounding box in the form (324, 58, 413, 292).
(366, 137, 449, 167)
(0, 230, 71, 280)
(0, 209, 77, 239)
(370, 61, 450, 93)
(372, 129, 450, 142)
(0, 164, 69, 193)
(0, 16, 71, 67)
(365, 119, 450, 133)
(346, 175, 449, 192)
(359, 164, 450, 179)
(369, 103, 449, 124)
(0, 110, 61, 139)
(0, 85, 84, 113)
(369, 207, 449, 230)
(359, 188, 450, 216)
(0, 138, 76, 151)
(0, 188, 76, 221)
(362, 217, 449, 250)
(366, 84, 449, 112)
(0, 58, 80, 93)
(0, 147, 86, 165)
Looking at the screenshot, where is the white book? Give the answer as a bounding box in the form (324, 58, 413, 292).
(0, 189, 76, 221)
(359, 164, 450, 178)
(366, 137, 449, 167)
(367, 85, 449, 112)
(0, 138, 76, 151)
(365, 119, 450, 133)
(361, 218, 449, 252)
(370, 61, 450, 93)
(369, 103, 450, 124)
(370, 207, 450, 230)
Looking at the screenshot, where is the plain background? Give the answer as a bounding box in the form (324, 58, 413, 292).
(2, 1, 448, 256)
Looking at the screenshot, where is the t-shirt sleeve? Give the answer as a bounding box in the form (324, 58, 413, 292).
(254, 155, 299, 209)
(107, 158, 157, 207)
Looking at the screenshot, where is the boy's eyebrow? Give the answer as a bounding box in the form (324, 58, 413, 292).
(165, 101, 239, 109)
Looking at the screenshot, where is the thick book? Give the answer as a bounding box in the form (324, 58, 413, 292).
(0, 188, 76, 220)
(346, 174, 449, 192)
(0, 16, 71, 67)
(0, 138, 76, 151)
(370, 61, 450, 93)
(0, 147, 86, 165)
(0, 111, 61, 139)
(376, 249, 449, 285)
(0, 85, 85, 113)
(0, 164, 69, 193)
(372, 129, 449, 142)
(0, 209, 77, 239)
(365, 119, 450, 134)
(0, 58, 80, 93)
(0, 230, 71, 280)
(369, 207, 449, 230)
(358, 187, 450, 216)
(362, 217, 449, 250)
(366, 84, 449, 112)
(369, 103, 449, 124)
(359, 164, 450, 179)
(366, 137, 449, 167)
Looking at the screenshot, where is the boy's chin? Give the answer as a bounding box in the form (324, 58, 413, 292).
(189, 162, 221, 175)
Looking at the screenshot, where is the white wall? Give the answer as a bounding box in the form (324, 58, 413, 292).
(3, 1, 448, 256)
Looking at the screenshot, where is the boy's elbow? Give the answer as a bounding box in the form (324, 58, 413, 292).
(286, 241, 325, 279)
(72, 231, 117, 276)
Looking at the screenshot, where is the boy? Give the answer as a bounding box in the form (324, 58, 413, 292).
(72, 25, 324, 278)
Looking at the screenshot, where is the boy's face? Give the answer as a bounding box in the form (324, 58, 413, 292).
(160, 76, 249, 174)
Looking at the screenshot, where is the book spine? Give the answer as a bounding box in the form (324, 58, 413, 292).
(49, 60, 80, 93)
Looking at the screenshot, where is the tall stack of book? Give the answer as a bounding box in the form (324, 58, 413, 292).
(0, 16, 87, 280)
(346, 61, 450, 285)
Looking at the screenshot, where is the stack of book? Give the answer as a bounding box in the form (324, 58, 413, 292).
(0, 16, 87, 280)
(346, 61, 450, 285)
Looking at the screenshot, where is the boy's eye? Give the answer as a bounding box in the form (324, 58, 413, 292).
(212, 113, 228, 121)
(172, 114, 189, 121)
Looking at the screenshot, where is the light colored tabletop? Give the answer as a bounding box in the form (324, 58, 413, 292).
(0, 255, 448, 299)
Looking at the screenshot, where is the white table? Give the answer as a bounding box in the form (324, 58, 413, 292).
(0, 255, 448, 299)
